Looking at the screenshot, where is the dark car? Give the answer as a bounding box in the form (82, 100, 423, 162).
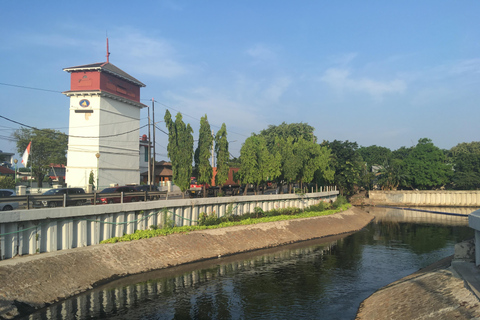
(95, 186, 140, 204)
(133, 185, 161, 201)
(133, 185, 159, 192)
(37, 188, 86, 207)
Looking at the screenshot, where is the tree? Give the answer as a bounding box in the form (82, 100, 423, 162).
(448, 142, 480, 189)
(376, 158, 409, 190)
(260, 122, 316, 151)
(164, 110, 194, 194)
(13, 128, 67, 187)
(358, 145, 392, 171)
(89, 170, 95, 190)
(260, 122, 319, 193)
(0, 176, 15, 189)
(238, 135, 280, 195)
(194, 115, 213, 196)
(403, 138, 451, 190)
(322, 140, 363, 196)
(214, 123, 230, 187)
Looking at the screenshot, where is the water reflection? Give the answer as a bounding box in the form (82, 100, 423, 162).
(25, 207, 474, 320)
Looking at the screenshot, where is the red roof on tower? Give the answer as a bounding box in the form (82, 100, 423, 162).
(63, 62, 145, 87)
(62, 61, 146, 105)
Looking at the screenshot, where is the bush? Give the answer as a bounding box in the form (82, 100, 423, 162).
(254, 207, 264, 218)
(305, 201, 331, 212)
(198, 212, 220, 226)
(332, 195, 348, 209)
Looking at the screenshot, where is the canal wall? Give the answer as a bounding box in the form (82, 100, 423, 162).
(368, 190, 480, 207)
(0, 207, 372, 319)
(0, 191, 338, 261)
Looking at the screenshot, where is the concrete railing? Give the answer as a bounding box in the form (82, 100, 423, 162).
(369, 190, 480, 207)
(468, 209, 480, 266)
(0, 191, 338, 261)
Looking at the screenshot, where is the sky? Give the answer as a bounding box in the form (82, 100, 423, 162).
(1, 1, 479, 161)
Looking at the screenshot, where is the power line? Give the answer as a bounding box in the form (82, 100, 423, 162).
(0, 115, 148, 139)
(0, 82, 62, 93)
(1, 81, 249, 139)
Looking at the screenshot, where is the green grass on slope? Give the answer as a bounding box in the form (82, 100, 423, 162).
(101, 203, 351, 244)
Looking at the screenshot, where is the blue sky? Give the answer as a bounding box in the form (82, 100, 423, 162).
(1, 1, 479, 160)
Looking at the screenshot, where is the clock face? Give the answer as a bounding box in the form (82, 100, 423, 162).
(79, 99, 90, 108)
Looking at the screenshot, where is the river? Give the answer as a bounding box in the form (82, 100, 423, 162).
(25, 207, 476, 320)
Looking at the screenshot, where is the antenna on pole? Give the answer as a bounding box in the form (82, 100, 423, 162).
(106, 33, 110, 63)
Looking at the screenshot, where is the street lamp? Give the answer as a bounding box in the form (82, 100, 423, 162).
(95, 153, 100, 190)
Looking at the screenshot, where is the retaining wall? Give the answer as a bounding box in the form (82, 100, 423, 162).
(0, 191, 338, 261)
(0, 206, 371, 319)
(369, 190, 480, 207)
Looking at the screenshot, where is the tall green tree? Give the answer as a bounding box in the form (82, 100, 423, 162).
(260, 122, 320, 192)
(376, 158, 409, 190)
(358, 145, 392, 171)
(13, 128, 68, 187)
(322, 140, 363, 196)
(164, 110, 194, 194)
(404, 138, 451, 190)
(238, 135, 280, 195)
(194, 115, 213, 195)
(447, 141, 480, 189)
(214, 123, 229, 187)
(260, 122, 316, 151)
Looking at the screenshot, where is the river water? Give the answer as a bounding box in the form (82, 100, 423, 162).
(26, 207, 476, 320)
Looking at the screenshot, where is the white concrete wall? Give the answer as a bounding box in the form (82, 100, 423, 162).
(0, 191, 338, 261)
(369, 190, 480, 207)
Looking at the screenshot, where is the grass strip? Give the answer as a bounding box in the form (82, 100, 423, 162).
(101, 203, 351, 244)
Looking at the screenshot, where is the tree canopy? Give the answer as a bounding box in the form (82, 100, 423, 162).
(403, 138, 451, 190)
(322, 140, 363, 196)
(13, 128, 67, 187)
(194, 115, 213, 187)
(164, 110, 194, 193)
(214, 123, 230, 186)
(447, 141, 480, 189)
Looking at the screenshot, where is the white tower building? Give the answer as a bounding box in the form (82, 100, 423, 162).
(63, 57, 146, 190)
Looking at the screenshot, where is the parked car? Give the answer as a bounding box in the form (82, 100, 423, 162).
(36, 188, 86, 208)
(95, 186, 140, 204)
(133, 185, 159, 192)
(0, 189, 19, 211)
(133, 185, 161, 201)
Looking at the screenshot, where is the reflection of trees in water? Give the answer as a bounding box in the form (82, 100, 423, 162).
(367, 206, 475, 226)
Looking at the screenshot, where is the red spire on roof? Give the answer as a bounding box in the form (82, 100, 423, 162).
(106, 37, 110, 63)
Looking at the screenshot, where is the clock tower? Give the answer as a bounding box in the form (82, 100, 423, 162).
(63, 52, 146, 190)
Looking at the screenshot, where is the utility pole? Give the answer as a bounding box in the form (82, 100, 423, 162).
(147, 104, 151, 187)
(152, 98, 156, 188)
(211, 129, 215, 168)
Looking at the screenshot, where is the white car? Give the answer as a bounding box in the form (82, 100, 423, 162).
(0, 189, 19, 211)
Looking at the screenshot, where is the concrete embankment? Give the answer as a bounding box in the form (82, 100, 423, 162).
(0, 207, 373, 319)
(356, 239, 480, 320)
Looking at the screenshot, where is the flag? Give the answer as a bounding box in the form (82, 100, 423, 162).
(21, 141, 31, 167)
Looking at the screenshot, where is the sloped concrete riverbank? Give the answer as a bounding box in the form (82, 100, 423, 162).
(0, 207, 372, 319)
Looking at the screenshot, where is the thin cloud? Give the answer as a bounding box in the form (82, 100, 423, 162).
(263, 76, 292, 102)
(246, 44, 277, 62)
(114, 31, 189, 78)
(320, 68, 406, 101)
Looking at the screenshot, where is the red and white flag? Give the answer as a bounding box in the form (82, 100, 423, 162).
(21, 141, 31, 167)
